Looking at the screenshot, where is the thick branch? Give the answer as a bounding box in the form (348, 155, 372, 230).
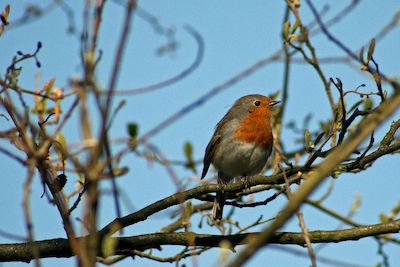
(99, 166, 307, 236)
(1, 220, 399, 262)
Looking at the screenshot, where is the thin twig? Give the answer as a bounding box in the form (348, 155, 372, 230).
(269, 245, 368, 267)
(114, 25, 204, 95)
(67, 186, 87, 215)
(282, 165, 317, 267)
(97, 0, 138, 230)
(285, 0, 336, 116)
(305, 0, 391, 83)
(0, 146, 27, 165)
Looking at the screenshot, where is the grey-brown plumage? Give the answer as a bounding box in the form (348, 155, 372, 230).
(201, 94, 279, 220)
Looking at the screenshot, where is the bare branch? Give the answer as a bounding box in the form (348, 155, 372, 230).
(2, 220, 400, 262)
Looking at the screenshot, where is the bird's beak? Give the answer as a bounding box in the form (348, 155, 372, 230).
(269, 100, 280, 106)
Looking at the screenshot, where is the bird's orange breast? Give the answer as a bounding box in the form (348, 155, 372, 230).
(234, 110, 273, 149)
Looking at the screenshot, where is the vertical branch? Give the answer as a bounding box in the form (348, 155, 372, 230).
(279, 8, 291, 127)
(81, 0, 91, 73)
(103, 0, 137, 121)
(285, 0, 336, 117)
(97, 0, 138, 231)
(274, 6, 291, 164)
(282, 166, 316, 267)
(76, 1, 114, 265)
(81, 1, 137, 265)
(78, 0, 96, 161)
(91, 0, 105, 54)
(23, 165, 41, 267)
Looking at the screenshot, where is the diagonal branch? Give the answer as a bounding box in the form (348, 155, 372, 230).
(99, 166, 306, 237)
(227, 89, 400, 267)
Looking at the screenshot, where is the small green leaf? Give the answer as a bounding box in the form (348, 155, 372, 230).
(348, 99, 363, 113)
(304, 129, 311, 152)
(283, 20, 290, 40)
(127, 122, 138, 138)
(183, 141, 197, 174)
(350, 193, 361, 213)
(379, 213, 389, 223)
(112, 167, 129, 177)
(184, 142, 193, 160)
(367, 38, 375, 63)
(127, 123, 138, 151)
(269, 90, 280, 101)
(54, 133, 68, 162)
(359, 46, 365, 63)
(364, 97, 373, 111)
(334, 107, 341, 125)
(288, 34, 302, 42)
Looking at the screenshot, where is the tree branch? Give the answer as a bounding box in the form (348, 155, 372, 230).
(2, 220, 400, 262)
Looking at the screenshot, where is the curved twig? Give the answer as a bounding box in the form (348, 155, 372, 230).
(113, 25, 204, 96)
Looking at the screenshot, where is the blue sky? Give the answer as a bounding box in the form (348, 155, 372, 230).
(1, 1, 400, 266)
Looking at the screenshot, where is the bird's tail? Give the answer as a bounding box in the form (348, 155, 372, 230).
(212, 190, 225, 221)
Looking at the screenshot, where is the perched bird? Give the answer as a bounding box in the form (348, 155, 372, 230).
(201, 94, 279, 220)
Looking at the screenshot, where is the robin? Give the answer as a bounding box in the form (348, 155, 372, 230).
(201, 94, 279, 220)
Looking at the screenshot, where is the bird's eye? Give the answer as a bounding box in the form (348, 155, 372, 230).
(254, 100, 261, 107)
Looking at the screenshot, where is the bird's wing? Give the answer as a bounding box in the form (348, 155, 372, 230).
(201, 134, 220, 179)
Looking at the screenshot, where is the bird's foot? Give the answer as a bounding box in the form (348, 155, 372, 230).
(218, 179, 227, 192)
(243, 176, 250, 190)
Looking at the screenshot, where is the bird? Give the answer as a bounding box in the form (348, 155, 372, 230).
(201, 94, 279, 221)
